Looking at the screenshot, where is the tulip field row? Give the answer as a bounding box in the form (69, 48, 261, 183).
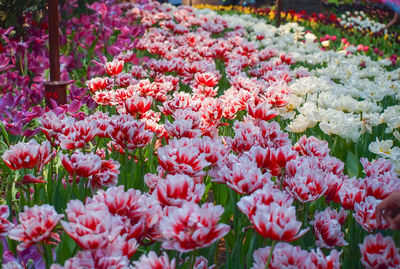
(0, 1, 400, 268)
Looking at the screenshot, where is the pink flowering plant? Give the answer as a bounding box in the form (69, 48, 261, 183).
(1, 1, 400, 268)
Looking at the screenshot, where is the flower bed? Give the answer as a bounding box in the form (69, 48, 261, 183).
(195, 3, 400, 65)
(1, 1, 400, 268)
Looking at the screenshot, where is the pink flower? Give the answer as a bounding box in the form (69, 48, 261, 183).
(270, 243, 309, 269)
(158, 138, 210, 177)
(310, 248, 341, 269)
(284, 157, 327, 203)
(324, 173, 343, 203)
(154, 174, 205, 206)
(251, 203, 309, 242)
(108, 114, 154, 152)
(159, 202, 230, 252)
(92, 186, 162, 242)
(311, 207, 348, 248)
(86, 77, 111, 93)
(61, 200, 122, 250)
(164, 109, 201, 139)
(193, 256, 216, 269)
(87, 111, 111, 138)
(164, 119, 201, 139)
(60, 150, 102, 178)
(359, 233, 400, 269)
(124, 95, 152, 116)
(237, 184, 293, 220)
(194, 72, 220, 88)
(252, 245, 271, 269)
(21, 174, 46, 184)
(361, 157, 395, 178)
(196, 136, 229, 165)
(105, 60, 124, 76)
(353, 196, 389, 232)
(265, 146, 297, 177)
(338, 177, 366, 210)
(2, 140, 51, 171)
(38, 111, 75, 146)
(3, 261, 24, 269)
(8, 205, 63, 251)
(59, 120, 99, 150)
(293, 135, 330, 159)
(51, 247, 131, 269)
(0, 205, 14, 237)
(199, 97, 224, 128)
(252, 243, 310, 269)
(258, 121, 292, 149)
(247, 101, 278, 122)
(211, 154, 272, 195)
(132, 251, 176, 269)
(90, 158, 120, 189)
(360, 158, 400, 200)
(226, 121, 261, 154)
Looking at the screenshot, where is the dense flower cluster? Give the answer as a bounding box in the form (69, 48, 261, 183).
(0, 1, 399, 268)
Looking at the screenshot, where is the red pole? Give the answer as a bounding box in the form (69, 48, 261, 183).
(44, 0, 67, 108)
(276, 0, 282, 27)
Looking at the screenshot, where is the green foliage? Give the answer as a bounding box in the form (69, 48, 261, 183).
(0, 0, 46, 35)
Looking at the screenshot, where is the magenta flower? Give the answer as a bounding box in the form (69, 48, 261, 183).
(8, 205, 63, 251)
(159, 202, 230, 252)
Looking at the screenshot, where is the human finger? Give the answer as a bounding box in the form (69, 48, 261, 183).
(391, 214, 400, 230)
(382, 209, 395, 228)
(376, 200, 389, 227)
(376, 194, 399, 226)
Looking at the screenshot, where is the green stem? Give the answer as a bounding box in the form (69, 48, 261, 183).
(42, 242, 53, 269)
(124, 150, 129, 189)
(265, 240, 276, 269)
(190, 249, 199, 267)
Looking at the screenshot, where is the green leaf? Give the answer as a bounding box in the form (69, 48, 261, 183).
(56, 232, 77, 264)
(346, 151, 359, 178)
(0, 121, 10, 146)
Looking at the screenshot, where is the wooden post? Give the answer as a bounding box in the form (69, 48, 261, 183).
(44, 0, 67, 108)
(276, 0, 282, 27)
